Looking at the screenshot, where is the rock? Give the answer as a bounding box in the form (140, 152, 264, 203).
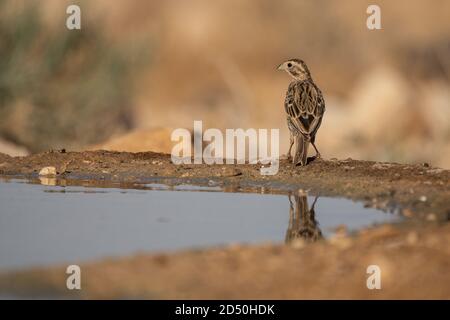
(39, 166, 57, 177)
(181, 172, 192, 177)
(427, 168, 444, 174)
(372, 163, 392, 170)
(59, 160, 72, 174)
(0, 138, 29, 157)
(89, 127, 184, 153)
(217, 167, 242, 177)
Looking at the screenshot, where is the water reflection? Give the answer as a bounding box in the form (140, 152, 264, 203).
(285, 194, 323, 244)
(38, 177, 57, 186)
(0, 179, 403, 270)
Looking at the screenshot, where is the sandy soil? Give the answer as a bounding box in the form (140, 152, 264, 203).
(1, 223, 449, 299)
(0, 151, 449, 299)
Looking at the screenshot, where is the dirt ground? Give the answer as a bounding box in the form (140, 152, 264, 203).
(1, 223, 450, 299)
(0, 150, 449, 299)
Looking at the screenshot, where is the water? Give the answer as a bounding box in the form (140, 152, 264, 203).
(0, 179, 400, 271)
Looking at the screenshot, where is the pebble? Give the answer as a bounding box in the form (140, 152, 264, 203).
(39, 166, 57, 176)
(372, 163, 388, 170)
(217, 167, 242, 177)
(208, 180, 218, 187)
(427, 168, 444, 174)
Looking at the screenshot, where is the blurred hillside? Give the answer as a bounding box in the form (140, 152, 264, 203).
(0, 0, 449, 167)
(0, 0, 148, 152)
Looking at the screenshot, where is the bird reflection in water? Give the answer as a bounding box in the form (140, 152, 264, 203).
(285, 194, 323, 244)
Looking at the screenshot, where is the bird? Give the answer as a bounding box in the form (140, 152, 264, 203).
(277, 59, 325, 166)
(285, 194, 322, 244)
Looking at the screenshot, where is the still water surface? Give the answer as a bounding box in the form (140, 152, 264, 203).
(0, 179, 400, 270)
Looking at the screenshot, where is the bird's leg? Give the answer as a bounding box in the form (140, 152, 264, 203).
(288, 193, 294, 208)
(291, 155, 297, 169)
(291, 134, 300, 168)
(310, 195, 319, 209)
(287, 133, 294, 161)
(311, 142, 321, 159)
(292, 134, 307, 168)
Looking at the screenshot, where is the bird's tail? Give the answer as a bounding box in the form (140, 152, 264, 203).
(293, 135, 309, 166)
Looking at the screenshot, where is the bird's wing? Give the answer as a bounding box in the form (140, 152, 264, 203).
(285, 81, 325, 137)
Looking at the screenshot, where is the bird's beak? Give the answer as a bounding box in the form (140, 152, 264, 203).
(277, 63, 285, 71)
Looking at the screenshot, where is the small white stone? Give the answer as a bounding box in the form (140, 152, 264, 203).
(39, 166, 57, 176)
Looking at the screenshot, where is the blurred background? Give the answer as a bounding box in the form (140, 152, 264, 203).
(0, 0, 449, 168)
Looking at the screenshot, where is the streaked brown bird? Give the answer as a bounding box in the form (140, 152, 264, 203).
(285, 194, 322, 244)
(277, 59, 325, 166)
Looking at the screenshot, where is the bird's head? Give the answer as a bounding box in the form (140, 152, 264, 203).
(277, 59, 312, 81)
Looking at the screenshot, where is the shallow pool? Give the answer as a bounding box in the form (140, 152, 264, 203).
(0, 179, 401, 270)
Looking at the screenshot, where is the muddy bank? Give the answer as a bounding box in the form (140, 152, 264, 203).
(0, 150, 448, 220)
(0, 150, 449, 299)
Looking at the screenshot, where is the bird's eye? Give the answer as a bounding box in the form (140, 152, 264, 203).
(287, 63, 292, 68)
